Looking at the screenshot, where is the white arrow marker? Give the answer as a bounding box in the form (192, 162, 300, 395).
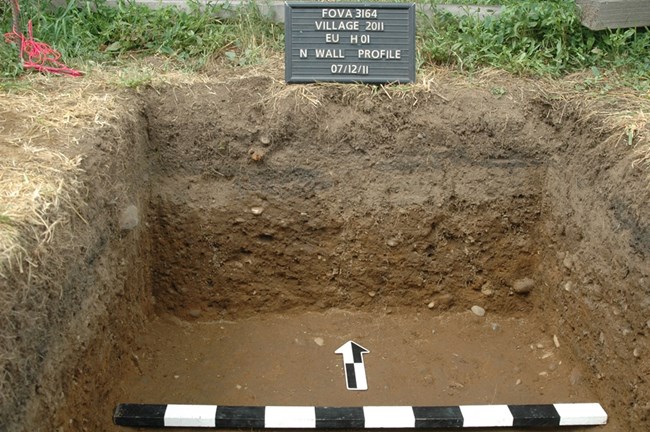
(335, 341, 369, 391)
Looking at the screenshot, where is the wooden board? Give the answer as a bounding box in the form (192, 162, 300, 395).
(576, 0, 650, 30)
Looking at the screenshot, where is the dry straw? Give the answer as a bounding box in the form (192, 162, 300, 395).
(535, 72, 650, 156)
(0, 75, 125, 279)
(0, 71, 128, 418)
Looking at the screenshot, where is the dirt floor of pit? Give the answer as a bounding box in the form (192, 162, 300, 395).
(3, 65, 649, 432)
(107, 310, 600, 427)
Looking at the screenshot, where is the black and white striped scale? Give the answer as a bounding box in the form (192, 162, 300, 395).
(114, 402, 607, 428)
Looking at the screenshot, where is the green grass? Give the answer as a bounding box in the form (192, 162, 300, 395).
(0, 0, 649, 90)
(417, 0, 650, 90)
(0, 0, 283, 78)
(0, 35, 22, 79)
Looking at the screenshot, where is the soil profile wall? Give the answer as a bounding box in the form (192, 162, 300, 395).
(138, 78, 648, 428)
(151, 167, 545, 319)
(1, 103, 154, 431)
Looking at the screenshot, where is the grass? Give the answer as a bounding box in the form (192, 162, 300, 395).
(0, 0, 284, 78)
(0, 0, 649, 90)
(417, 0, 650, 91)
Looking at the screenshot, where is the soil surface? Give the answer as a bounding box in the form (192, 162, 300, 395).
(110, 310, 597, 429)
(3, 65, 649, 432)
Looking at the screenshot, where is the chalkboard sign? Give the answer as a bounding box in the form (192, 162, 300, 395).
(285, 2, 416, 84)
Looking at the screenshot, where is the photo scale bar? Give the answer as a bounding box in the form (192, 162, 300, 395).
(114, 403, 607, 428)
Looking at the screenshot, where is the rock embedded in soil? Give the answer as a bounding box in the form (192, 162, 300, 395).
(188, 309, 202, 318)
(248, 148, 265, 161)
(437, 293, 454, 309)
(569, 367, 582, 386)
(386, 238, 399, 247)
(513, 277, 535, 294)
(119, 204, 140, 231)
(563, 254, 575, 271)
(481, 282, 495, 297)
(448, 381, 464, 389)
(471, 305, 486, 317)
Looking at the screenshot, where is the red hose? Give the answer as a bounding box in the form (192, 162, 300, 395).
(4, 0, 83, 76)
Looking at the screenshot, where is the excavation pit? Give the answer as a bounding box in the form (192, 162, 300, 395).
(4, 75, 648, 431)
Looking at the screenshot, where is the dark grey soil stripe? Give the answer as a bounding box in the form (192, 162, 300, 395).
(316, 407, 365, 428)
(113, 403, 166, 427)
(413, 406, 464, 428)
(215, 406, 265, 428)
(509, 404, 561, 427)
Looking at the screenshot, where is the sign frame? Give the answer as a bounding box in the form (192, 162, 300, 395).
(284, 2, 416, 84)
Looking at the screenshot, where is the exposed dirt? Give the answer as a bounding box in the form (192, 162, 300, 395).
(112, 311, 597, 422)
(146, 78, 548, 321)
(2, 67, 649, 431)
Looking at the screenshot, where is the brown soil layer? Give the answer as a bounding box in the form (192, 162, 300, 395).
(2, 70, 648, 431)
(111, 311, 595, 422)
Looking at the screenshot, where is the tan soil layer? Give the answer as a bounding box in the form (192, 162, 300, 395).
(108, 310, 597, 430)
